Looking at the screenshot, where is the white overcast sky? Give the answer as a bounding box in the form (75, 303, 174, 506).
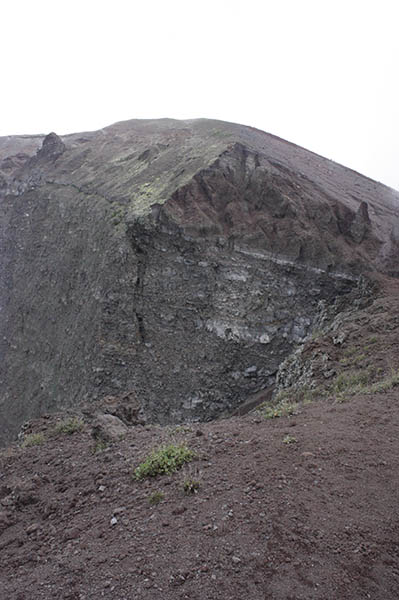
(1, 0, 398, 189)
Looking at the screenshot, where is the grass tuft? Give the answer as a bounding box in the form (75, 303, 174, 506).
(182, 478, 200, 494)
(260, 401, 299, 419)
(330, 368, 399, 400)
(21, 433, 45, 448)
(367, 370, 399, 393)
(148, 491, 164, 505)
(134, 444, 195, 480)
(330, 369, 374, 396)
(92, 440, 109, 454)
(55, 417, 84, 435)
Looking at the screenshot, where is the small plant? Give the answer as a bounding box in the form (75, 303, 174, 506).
(55, 417, 84, 435)
(282, 435, 297, 445)
(92, 440, 109, 454)
(330, 369, 374, 396)
(257, 385, 321, 417)
(134, 443, 195, 480)
(368, 370, 399, 393)
(182, 478, 200, 494)
(328, 367, 399, 401)
(172, 425, 193, 435)
(260, 401, 298, 419)
(272, 388, 295, 405)
(148, 491, 164, 505)
(21, 433, 45, 448)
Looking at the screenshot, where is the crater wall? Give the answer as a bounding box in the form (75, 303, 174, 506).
(1, 119, 398, 444)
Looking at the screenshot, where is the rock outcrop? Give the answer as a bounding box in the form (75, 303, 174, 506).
(0, 118, 398, 445)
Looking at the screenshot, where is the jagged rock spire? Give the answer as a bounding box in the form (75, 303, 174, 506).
(36, 132, 65, 160)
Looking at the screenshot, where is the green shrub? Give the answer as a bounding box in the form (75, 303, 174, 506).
(55, 417, 84, 435)
(182, 478, 200, 494)
(148, 491, 164, 505)
(273, 384, 319, 405)
(260, 401, 298, 419)
(329, 368, 399, 400)
(134, 444, 195, 480)
(21, 433, 45, 448)
(330, 369, 374, 396)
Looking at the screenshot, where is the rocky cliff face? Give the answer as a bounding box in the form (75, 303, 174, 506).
(1, 118, 398, 444)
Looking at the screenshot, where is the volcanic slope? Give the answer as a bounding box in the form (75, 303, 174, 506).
(1, 118, 399, 445)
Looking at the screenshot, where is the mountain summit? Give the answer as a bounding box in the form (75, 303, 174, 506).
(0, 118, 398, 444)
